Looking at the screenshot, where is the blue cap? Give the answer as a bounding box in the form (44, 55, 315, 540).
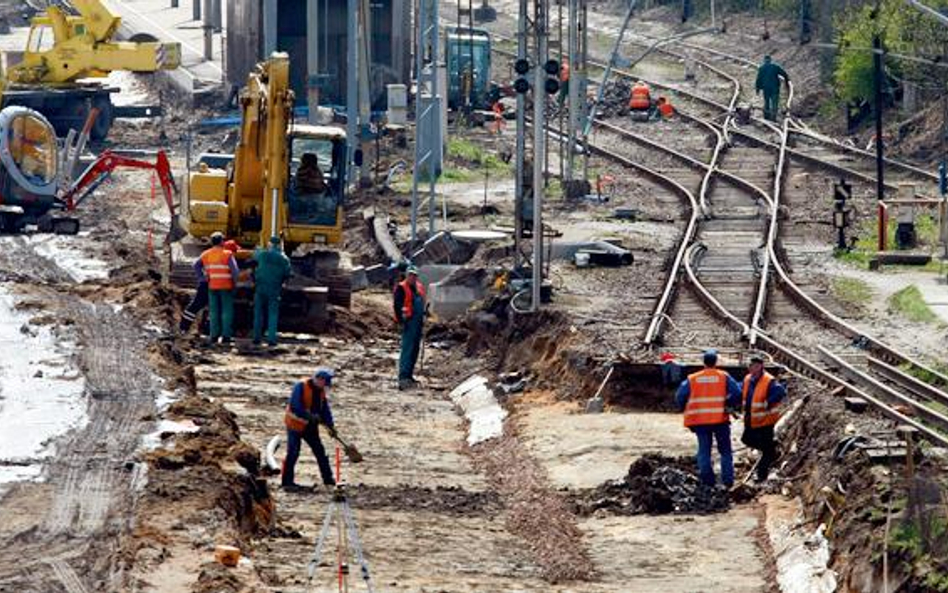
(703, 349, 718, 365)
(312, 367, 334, 386)
(388, 260, 409, 272)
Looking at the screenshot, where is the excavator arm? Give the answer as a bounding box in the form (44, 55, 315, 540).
(61, 149, 183, 239)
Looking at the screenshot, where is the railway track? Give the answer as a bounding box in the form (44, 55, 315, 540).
(492, 30, 948, 446)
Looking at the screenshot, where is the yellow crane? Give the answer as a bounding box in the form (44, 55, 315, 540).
(1, 0, 181, 139)
(170, 53, 350, 330)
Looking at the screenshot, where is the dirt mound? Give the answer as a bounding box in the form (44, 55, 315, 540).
(346, 484, 503, 516)
(570, 453, 734, 515)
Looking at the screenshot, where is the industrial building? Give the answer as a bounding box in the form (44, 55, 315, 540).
(225, 0, 412, 108)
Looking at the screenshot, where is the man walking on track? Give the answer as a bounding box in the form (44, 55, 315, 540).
(756, 55, 790, 121)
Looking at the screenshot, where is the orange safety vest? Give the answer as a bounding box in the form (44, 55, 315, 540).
(742, 372, 781, 428)
(629, 83, 651, 111)
(684, 368, 729, 427)
(399, 278, 427, 320)
(658, 100, 674, 118)
(200, 246, 235, 290)
(284, 380, 326, 432)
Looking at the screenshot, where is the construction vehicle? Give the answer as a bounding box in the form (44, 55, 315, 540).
(0, 105, 176, 233)
(1, 0, 181, 140)
(170, 53, 350, 330)
(445, 26, 494, 110)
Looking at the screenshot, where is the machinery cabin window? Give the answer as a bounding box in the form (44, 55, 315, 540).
(8, 113, 56, 185)
(27, 25, 55, 53)
(288, 137, 339, 226)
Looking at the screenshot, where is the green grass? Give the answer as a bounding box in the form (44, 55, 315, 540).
(887, 285, 943, 326)
(831, 277, 874, 308)
(447, 138, 485, 162)
(835, 213, 946, 271)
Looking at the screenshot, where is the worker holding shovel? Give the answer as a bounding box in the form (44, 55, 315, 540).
(282, 368, 338, 492)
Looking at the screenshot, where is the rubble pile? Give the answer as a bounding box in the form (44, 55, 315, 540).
(596, 80, 633, 119)
(571, 453, 730, 516)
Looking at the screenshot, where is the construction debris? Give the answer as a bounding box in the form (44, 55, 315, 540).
(570, 454, 733, 515)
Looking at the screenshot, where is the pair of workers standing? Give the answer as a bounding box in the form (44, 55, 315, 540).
(676, 349, 786, 488)
(187, 232, 291, 346)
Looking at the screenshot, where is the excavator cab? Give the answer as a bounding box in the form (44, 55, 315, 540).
(284, 125, 347, 247)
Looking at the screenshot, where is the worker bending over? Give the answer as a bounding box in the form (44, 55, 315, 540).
(628, 81, 651, 119)
(194, 231, 239, 346)
(740, 354, 786, 482)
(253, 236, 292, 347)
(755, 55, 790, 122)
(676, 349, 742, 488)
(282, 369, 337, 492)
(393, 264, 427, 390)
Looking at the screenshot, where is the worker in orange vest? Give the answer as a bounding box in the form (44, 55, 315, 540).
(558, 61, 570, 107)
(740, 354, 787, 483)
(282, 368, 337, 492)
(655, 96, 675, 119)
(628, 81, 651, 115)
(194, 231, 239, 346)
(675, 349, 743, 488)
(179, 239, 240, 335)
(393, 264, 427, 390)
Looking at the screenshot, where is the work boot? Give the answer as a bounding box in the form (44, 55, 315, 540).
(282, 483, 313, 493)
(397, 378, 413, 391)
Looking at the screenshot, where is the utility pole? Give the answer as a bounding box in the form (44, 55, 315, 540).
(347, 0, 360, 187)
(565, 0, 581, 182)
(411, 0, 442, 242)
(874, 20, 885, 250)
(358, 0, 373, 187)
(514, 0, 528, 270)
(532, 0, 547, 311)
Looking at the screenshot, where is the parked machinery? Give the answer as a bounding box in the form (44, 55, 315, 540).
(170, 53, 351, 331)
(2, 0, 181, 139)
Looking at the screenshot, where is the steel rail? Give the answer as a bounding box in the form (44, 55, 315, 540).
(749, 118, 789, 345)
(867, 357, 948, 406)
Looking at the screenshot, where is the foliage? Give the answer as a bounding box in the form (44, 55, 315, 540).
(833, 0, 948, 105)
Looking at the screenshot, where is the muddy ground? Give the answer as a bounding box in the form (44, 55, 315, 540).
(0, 3, 946, 592)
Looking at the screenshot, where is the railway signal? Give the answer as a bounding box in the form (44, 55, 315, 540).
(833, 179, 854, 250)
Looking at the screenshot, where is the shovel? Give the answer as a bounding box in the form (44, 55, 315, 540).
(325, 426, 364, 463)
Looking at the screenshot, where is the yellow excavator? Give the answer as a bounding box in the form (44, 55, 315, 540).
(1, 0, 181, 139)
(170, 53, 350, 330)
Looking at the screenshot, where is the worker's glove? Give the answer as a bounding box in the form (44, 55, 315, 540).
(327, 426, 338, 440)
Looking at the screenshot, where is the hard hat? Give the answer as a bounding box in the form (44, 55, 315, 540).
(750, 353, 766, 364)
(388, 260, 409, 272)
(703, 349, 718, 365)
(406, 265, 419, 275)
(211, 231, 224, 245)
(223, 240, 240, 253)
(312, 367, 334, 386)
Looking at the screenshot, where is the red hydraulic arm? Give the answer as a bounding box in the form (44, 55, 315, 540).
(61, 150, 178, 218)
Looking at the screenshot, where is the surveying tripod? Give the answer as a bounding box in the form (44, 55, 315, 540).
(307, 484, 374, 592)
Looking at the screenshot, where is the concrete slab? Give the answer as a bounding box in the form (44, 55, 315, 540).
(449, 375, 507, 446)
(107, 0, 226, 95)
